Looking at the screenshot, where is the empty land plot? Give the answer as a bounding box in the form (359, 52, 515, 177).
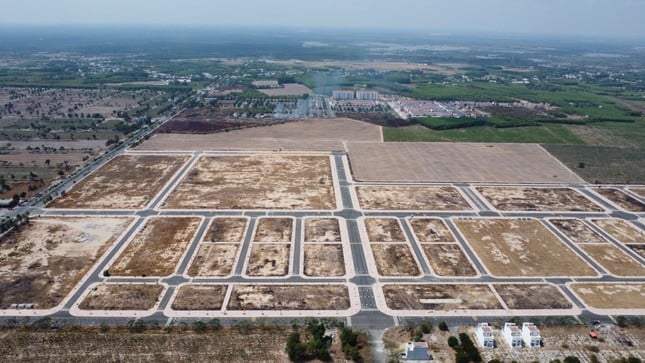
(346, 142, 584, 183)
(246, 244, 290, 277)
(108, 217, 201, 277)
(371, 244, 420, 276)
(227, 285, 350, 310)
(421, 244, 476, 277)
(0, 217, 131, 309)
(258, 83, 312, 96)
(409, 218, 456, 242)
(594, 188, 645, 212)
(549, 219, 607, 244)
(164, 155, 335, 210)
(49, 155, 188, 209)
(203, 218, 247, 242)
(78, 284, 163, 310)
(580, 244, 645, 276)
(627, 244, 645, 259)
(356, 186, 470, 210)
(629, 188, 645, 198)
(253, 218, 293, 242)
(592, 219, 644, 243)
(303, 244, 345, 277)
(493, 284, 572, 310)
(382, 284, 503, 311)
(571, 283, 644, 309)
(171, 285, 227, 310)
(187, 244, 239, 277)
(455, 219, 596, 277)
(476, 187, 603, 212)
(304, 218, 341, 242)
(364, 218, 406, 242)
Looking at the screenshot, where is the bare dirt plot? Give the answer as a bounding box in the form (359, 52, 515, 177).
(78, 284, 163, 310)
(592, 219, 645, 243)
(187, 244, 239, 277)
(455, 219, 597, 277)
(409, 218, 456, 242)
(580, 244, 645, 276)
(627, 244, 645, 259)
(629, 188, 645, 198)
(356, 186, 471, 210)
(493, 284, 572, 310)
(164, 155, 335, 210)
(549, 219, 607, 244)
(304, 218, 341, 242)
(203, 218, 247, 243)
(227, 284, 350, 310)
(0, 217, 131, 309)
(594, 188, 645, 212)
(49, 155, 188, 209)
(371, 244, 420, 276)
(421, 244, 476, 277)
(571, 283, 645, 309)
(258, 83, 312, 96)
(253, 218, 293, 242)
(171, 285, 227, 310)
(364, 218, 406, 242)
(382, 284, 503, 310)
(246, 244, 290, 277)
(346, 142, 584, 183)
(138, 118, 381, 151)
(108, 217, 201, 277)
(303, 244, 345, 277)
(476, 187, 603, 212)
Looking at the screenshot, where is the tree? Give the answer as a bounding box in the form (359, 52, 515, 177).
(286, 331, 306, 361)
(439, 321, 449, 331)
(192, 320, 207, 333)
(448, 336, 459, 348)
(563, 357, 581, 363)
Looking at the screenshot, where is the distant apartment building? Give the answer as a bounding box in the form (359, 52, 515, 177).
(355, 90, 379, 100)
(522, 323, 541, 348)
(503, 323, 523, 348)
(332, 90, 355, 100)
(476, 323, 495, 348)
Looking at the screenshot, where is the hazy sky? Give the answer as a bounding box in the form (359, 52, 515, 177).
(1, 0, 644, 39)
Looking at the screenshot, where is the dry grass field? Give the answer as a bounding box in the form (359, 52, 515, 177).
(364, 218, 406, 242)
(493, 284, 572, 309)
(303, 244, 345, 277)
(49, 155, 188, 209)
(476, 187, 603, 212)
(455, 218, 597, 277)
(253, 218, 293, 242)
(421, 244, 477, 277)
(227, 284, 350, 310)
(304, 218, 341, 242)
(355, 186, 471, 210)
(245, 244, 290, 277)
(549, 219, 607, 243)
(187, 244, 239, 277)
(370, 244, 421, 276)
(78, 284, 163, 310)
(0, 217, 131, 309)
(592, 219, 645, 243)
(571, 283, 644, 309)
(409, 218, 456, 242)
(108, 217, 201, 277)
(580, 244, 645, 276)
(163, 155, 335, 210)
(594, 188, 645, 212)
(202, 218, 247, 242)
(258, 83, 312, 96)
(171, 285, 227, 310)
(382, 284, 503, 310)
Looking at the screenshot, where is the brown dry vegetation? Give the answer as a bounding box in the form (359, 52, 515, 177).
(382, 284, 503, 310)
(303, 244, 345, 277)
(477, 187, 603, 212)
(171, 285, 227, 310)
(203, 218, 247, 242)
(592, 219, 645, 243)
(245, 244, 290, 277)
(421, 244, 477, 277)
(187, 244, 239, 277)
(253, 218, 293, 242)
(627, 244, 645, 259)
(493, 284, 572, 309)
(594, 188, 645, 212)
(78, 284, 163, 310)
(571, 283, 645, 309)
(364, 218, 406, 242)
(549, 219, 607, 244)
(304, 218, 341, 242)
(49, 155, 188, 209)
(371, 244, 420, 276)
(455, 219, 597, 277)
(356, 186, 470, 210)
(580, 244, 645, 276)
(227, 284, 350, 310)
(409, 218, 456, 242)
(629, 188, 645, 198)
(108, 217, 201, 277)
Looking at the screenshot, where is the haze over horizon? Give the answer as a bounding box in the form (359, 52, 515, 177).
(1, 0, 644, 40)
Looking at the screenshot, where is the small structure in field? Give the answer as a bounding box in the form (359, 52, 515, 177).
(476, 323, 495, 348)
(503, 323, 522, 348)
(522, 322, 541, 348)
(401, 341, 432, 362)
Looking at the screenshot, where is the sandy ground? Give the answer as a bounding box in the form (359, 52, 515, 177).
(171, 285, 227, 310)
(304, 218, 341, 242)
(594, 188, 645, 212)
(187, 244, 239, 277)
(163, 155, 335, 210)
(409, 218, 456, 242)
(227, 284, 350, 310)
(550, 219, 607, 243)
(137, 118, 381, 151)
(477, 187, 603, 212)
(78, 284, 163, 310)
(382, 284, 503, 310)
(455, 219, 597, 277)
(253, 218, 293, 242)
(108, 217, 201, 277)
(364, 218, 406, 242)
(371, 244, 420, 276)
(258, 83, 312, 96)
(493, 284, 572, 309)
(246, 244, 290, 277)
(202, 218, 248, 243)
(421, 244, 477, 277)
(356, 186, 470, 210)
(303, 244, 345, 277)
(592, 219, 644, 243)
(346, 142, 583, 183)
(571, 283, 644, 309)
(50, 155, 188, 209)
(0, 217, 131, 309)
(627, 244, 645, 258)
(580, 244, 645, 276)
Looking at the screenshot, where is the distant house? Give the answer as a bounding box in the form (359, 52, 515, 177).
(401, 342, 432, 362)
(503, 323, 522, 348)
(476, 323, 495, 348)
(522, 323, 541, 348)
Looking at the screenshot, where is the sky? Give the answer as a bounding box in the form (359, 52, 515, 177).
(1, 0, 644, 39)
